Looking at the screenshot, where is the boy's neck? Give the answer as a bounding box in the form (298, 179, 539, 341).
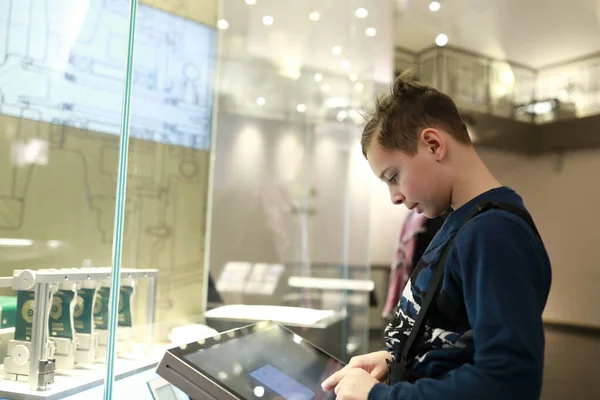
(450, 147, 502, 210)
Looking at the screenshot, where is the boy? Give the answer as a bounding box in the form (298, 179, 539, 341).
(321, 71, 552, 400)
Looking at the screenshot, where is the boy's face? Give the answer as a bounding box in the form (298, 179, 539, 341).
(366, 130, 452, 218)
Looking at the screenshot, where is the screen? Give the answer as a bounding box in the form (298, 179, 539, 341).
(0, 0, 216, 150)
(183, 324, 344, 400)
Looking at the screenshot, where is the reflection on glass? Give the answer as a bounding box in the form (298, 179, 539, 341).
(254, 385, 265, 397)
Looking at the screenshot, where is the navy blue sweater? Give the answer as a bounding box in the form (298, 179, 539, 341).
(369, 187, 552, 400)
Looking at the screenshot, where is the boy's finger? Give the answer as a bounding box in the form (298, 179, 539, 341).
(321, 368, 348, 391)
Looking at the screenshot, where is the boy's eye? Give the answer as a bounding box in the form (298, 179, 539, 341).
(388, 174, 397, 184)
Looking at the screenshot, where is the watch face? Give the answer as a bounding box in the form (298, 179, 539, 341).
(22, 299, 35, 324)
(50, 296, 63, 320)
(74, 296, 84, 318)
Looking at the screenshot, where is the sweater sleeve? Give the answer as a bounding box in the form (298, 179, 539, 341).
(368, 212, 551, 400)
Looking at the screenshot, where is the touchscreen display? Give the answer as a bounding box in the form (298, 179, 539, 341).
(184, 324, 344, 400)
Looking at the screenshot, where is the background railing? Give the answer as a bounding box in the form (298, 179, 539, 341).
(395, 46, 600, 122)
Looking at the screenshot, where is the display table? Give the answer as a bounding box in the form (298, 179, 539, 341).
(0, 344, 167, 400)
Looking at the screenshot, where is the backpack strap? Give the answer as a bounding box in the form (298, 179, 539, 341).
(388, 201, 540, 384)
(476, 201, 540, 237)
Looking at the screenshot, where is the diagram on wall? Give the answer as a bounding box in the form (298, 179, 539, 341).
(0, 0, 216, 324)
(0, 0, 216, 150)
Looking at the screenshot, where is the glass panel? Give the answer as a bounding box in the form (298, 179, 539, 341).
(537, 57, 600, 118)
(0, 0, 133, 398)
(398, 48, 538, 122)
(205, 0, 393, 364)
(110, 0, 219, 398)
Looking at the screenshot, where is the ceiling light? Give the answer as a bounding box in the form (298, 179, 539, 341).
(217, 19, 229, 30)
(349, 73, 358, 82)
(309, 12, 320, 21)
(332, 46, 342, 55)
(355, 8, 368, 18)
(341, 60, 351, 69)
(245, 0, 256, 4)
(503, 69, 515, 86)
(0, 238, 33, 247)
(296, 104, 306, 113)
(435, 33, 448, 46)
(262, 15, 273, 25)
(47, 240, 63, 248)
(365, 27, 377, 37)
(354, 82, 364, 93)
(429, 1, 441, 12)
(314, 73, 323, 82)
(321, 84, 331, 93)
(336, 110, 348, 121)
(256, 97, 266, 106)
(326, 98, 349, 108)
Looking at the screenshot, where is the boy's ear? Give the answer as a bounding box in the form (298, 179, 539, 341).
(420, 128, 447, 161)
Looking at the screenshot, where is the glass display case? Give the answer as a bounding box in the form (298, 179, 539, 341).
(0, 0, 136, 397)
(410, 46, 537, 119)
(204, 0, 394, 365)
(0, 0, 393, 398)
(0, 0, 218, 398)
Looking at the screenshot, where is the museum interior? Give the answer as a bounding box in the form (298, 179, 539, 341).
(0, 0, 599, 399)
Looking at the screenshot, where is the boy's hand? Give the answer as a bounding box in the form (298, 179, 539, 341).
(332, 368, 379, 400)
(321, 350, 392, 391)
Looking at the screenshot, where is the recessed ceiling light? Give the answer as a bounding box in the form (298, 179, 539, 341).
(326, 98, 349, 108)
(296, 104, 306, 113)
(217, 19, 229, 30)
(341, 60, 351, 70)
(349, 73, 358, 82)
(256, 97, 266, 106)
(321, 84, 331, 93)
(309, 11, 320, 21)
(429, 1, 441, 12)
(245, 0, 256, 4)
(262, 15, 274, 25)
(332, 46, 342, 55)
(337, 110, 348, 121)
(314, 73, 323, 82)
(365, 27, 377, 37)
(355, 8, 368, 18)
(435, 33, 448, 46)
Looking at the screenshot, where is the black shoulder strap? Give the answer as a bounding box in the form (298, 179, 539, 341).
(477, 201, 540, 237)
(393, 201, 540, 377)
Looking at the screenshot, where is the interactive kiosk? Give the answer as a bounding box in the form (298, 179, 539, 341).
(156, 321, 345, 400)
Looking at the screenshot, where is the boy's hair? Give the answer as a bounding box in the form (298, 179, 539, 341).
(361, 69, 471, 157)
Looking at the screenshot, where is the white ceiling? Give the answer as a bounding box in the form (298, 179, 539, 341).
(220, 0, 395, 83)
(395, 0, 600, 68)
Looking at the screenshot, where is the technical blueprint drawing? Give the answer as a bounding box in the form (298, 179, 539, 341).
(0, 0, 217, 150)
(0, 0, 216, 324)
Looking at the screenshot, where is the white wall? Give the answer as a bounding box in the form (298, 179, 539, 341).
(368, 147, 600, 328)
(209, 114, 373, 283)
(480, 148, 600, 328)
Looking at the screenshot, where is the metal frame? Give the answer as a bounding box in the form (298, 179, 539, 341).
(156, 352, 233, 400)
(156, 322, 346, 400)
(7, 268, 159, 392)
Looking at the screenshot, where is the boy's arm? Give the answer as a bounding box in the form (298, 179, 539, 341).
(368, 212, 552, 400)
